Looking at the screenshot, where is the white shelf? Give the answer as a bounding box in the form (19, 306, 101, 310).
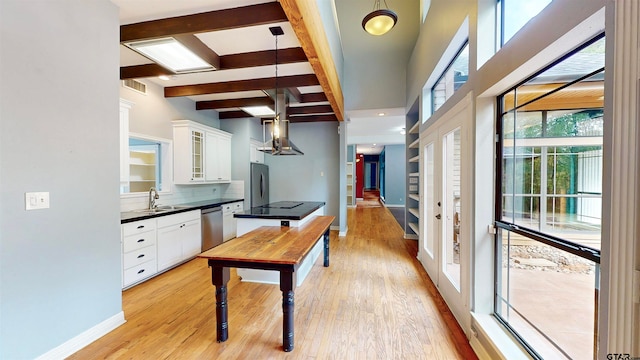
(409, 138, 419, 149)
(408, 222, 419, 235)
(409, 155, 420, 163)
(409, 172, 419, 177)
(408, 208, 419, 218)
(409, 120, 419, 134)
(409, 194, 420, 201)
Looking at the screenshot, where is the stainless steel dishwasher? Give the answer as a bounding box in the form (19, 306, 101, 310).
(201, 206, 223, 252)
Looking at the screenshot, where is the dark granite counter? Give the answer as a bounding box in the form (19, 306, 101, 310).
(234, 201, 325, 221)
(120, 197, 244, 224)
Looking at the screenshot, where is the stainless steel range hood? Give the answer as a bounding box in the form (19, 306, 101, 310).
(259, 92, 304, 156)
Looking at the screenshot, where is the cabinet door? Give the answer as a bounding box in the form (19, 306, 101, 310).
(157, 224, 183, 271)
(191, 130, 204, 181)
(217, 135, 231, 181)
(205, 132, 219, 181)
(181, 219, 202, 259)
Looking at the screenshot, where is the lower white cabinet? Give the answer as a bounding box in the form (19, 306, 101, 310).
(157, 210, 201, 272)
(121, 210, 201, 289)
(222, 201, 243, 241)
(121, 218, 157, 288)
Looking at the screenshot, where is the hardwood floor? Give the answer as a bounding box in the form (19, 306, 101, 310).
(70, 206, 477, 359)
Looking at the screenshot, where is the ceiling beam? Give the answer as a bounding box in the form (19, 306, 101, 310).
(300, 92, 327, 103)
(164, 74, 319, 97)
(288, 114, 338, 123)
(174, 34, 220, 69)
(218, 110, 252, 119)
(196, 97, 274, 110)
(120, 2, 287, 42)
(287, 105, 333, 115)
(120, 64, 174, 79)
(120, 47, 307, 80)
(280, 0, 344, 120)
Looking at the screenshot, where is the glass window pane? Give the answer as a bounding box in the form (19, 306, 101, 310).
(442, 128, 461, 290)
(424, 142, 435, 257)
(503, 0, 553, 45)
(432, 43, 469, 113)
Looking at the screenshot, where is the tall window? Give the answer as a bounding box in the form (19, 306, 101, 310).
(431, 42, 469, 113)
(495, 35, 604, 360)
(498, 0, 553, 46)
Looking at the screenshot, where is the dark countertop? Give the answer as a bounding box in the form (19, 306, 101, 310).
(120, 197, 243, 224)
(234, 201, 325, 221)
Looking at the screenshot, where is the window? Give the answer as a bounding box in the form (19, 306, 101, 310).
(431, 42, 469, 113)
(498, 0, 553, 46)
(495, 35, 604, 360)
(121, 134, 172, 196)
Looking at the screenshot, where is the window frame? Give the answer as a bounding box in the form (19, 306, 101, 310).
(430, 40, 469, 114)
(120, 132, 174, 198)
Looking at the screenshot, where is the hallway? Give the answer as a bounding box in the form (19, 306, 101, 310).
(70, 206, 476, 359)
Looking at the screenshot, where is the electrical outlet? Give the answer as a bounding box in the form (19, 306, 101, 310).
(281, 220, 290, 227)
(25, 192, 50, 210)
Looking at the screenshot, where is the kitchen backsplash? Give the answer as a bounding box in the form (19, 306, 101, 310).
(120, 180, 244, 212)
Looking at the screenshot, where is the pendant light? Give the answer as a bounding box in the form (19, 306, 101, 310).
(362, 0, 397, 36)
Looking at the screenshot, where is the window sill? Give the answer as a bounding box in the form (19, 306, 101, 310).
(470, 313, 532, 360)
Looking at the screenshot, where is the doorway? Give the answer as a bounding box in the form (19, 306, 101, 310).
(418, 97, 471, 330)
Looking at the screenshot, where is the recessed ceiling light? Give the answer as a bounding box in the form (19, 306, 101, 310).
(125, 37, 214, 73)
(378, 112, 385, 116)
(242, 106, 276, 117)
(158, 75, 170, 81)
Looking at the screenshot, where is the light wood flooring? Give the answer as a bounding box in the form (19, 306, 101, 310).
(69, 205, 477, 359)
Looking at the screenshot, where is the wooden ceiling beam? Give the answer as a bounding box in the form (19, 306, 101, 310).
(288, 114, 338, 123)
(120, 47, 307, 80)
(281, 0, 344, 120)
(120, 64, 174, 79)
(287, 105, 333, 115)
(164, 74, 319, 97)
(120, 2, 287, 42)
(300, 92, 327, 103)
(218, 110, 252, 119)
(196, 97, 274, 110)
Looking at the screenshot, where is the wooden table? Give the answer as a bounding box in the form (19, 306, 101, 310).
(198, 215, 334, 352)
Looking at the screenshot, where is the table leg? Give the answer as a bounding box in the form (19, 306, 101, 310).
(280, 270, 296, 352)
(323, 229, 330, 267)
(210, 265, 230, 342)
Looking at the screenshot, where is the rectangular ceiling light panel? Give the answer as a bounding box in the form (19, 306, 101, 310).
(125, 37, 214, 73)
(242, 106, 276, 117)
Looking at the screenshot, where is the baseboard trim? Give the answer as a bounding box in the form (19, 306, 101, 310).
(404, 234, 418, 240)
(384, 204, 405, 208)
(35, 311, 125, 360)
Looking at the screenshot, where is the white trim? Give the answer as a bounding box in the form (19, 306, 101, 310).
(470, 313, 531, 360)
(35, 312, 125, 360)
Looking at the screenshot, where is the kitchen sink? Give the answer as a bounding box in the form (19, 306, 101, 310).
(130, 205, 192, 214)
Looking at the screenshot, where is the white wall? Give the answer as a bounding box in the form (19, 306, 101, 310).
(0, 1, 122, 358)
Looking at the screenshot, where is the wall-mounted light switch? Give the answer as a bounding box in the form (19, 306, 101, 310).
(25, 192, 50, 210)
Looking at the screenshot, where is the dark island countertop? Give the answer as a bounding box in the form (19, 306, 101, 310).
(234, 201, 325, 221)
(121, 197, 244, 224)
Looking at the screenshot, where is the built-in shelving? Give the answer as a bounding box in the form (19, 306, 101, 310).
(409, 120, 419, 134)
(409, 172, 419, 177)
(409, 138, 420, 149)
(405, 111, 420, 239)
(409, 155, 420, 163)
(408, 222, 419, 235)
(346, 162, 354, 206)
(408, 207, 420, 219)
(409, 194, 420, 201)
(129, 149, 157, 193)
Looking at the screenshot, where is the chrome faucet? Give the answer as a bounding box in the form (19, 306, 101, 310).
(148, 187, 159, 209)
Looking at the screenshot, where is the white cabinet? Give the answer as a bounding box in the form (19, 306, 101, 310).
(173, 120, 232, 184)
(250, 139, 265, 164)
(157, 210, 201, 272)
(121, 218, 157, 288)
(222, 201, 243, 241)
(205, 130, 232, 182)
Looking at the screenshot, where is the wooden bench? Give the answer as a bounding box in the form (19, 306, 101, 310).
(198, 215, 335, 352)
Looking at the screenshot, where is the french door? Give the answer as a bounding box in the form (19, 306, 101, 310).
(418, 99, 471, 330)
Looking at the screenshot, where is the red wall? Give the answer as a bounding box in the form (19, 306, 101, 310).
(355, 153, 364, 198)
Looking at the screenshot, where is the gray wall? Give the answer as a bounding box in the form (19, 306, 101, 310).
(266, 122, 340, 226)
(0, 1, 122, 358)
(383, 144, 406, 206)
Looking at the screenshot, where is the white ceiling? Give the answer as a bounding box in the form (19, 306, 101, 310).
(111, 0, 419, 155)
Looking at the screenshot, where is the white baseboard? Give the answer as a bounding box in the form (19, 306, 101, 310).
(404, 234, 418, 240)
(35, 311, 125, 360)
(384, 204, 405, 208)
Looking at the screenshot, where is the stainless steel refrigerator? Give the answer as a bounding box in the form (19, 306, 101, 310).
(250, 163, 269, 208)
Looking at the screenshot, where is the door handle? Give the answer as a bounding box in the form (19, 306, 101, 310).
(435, 214, 441, 219)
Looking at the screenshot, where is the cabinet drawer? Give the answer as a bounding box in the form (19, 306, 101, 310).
(123, 259, 157, 287)
(123, 231, 156, 252)
(232, 202, 243, 211)
(157, 210, 200, 228)
(123, 244, 157, 269)
(222, 204, 233, 213)
(122, 219, 156, 236)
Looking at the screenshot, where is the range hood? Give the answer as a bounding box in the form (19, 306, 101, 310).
(259, 92, 304, 156)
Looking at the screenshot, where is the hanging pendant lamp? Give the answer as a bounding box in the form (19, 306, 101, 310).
(362, 0, 397, 36)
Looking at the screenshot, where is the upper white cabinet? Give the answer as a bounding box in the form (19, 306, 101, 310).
(250, 139, 265, 164)
(172, 120, 232, 184)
